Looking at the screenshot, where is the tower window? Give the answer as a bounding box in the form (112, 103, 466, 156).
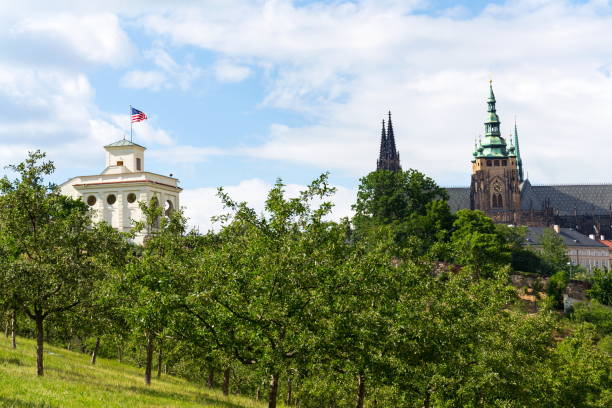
(136, 158, 142, 171)
(127, 193, 137, 203)
(492, 194, 503, 208)
(87, 195, 96, 206)
(486, 160, 492, 167)
(107, 194, 117, 205)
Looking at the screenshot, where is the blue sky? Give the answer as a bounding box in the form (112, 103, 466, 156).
(1, 0, 611, 229)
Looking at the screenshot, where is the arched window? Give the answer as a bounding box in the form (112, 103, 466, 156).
(492, 194, 503, 208)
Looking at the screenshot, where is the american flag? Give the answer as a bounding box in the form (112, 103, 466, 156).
(131, 107, 147, 123)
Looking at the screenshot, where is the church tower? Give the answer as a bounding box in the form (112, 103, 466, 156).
(376, 111, 402, 171)
(470, 82, 521, 222)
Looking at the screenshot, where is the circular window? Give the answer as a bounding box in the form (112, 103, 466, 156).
(106, 194, 117, 205)
(127, 193, 137, 203)
(86, 195, 96, 206)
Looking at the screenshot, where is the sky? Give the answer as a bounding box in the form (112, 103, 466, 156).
(1, 0, 611, 230)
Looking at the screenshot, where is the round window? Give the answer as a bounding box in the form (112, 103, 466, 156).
(87, 195, 96, 206)
(127, 193, 137, 203)
(107, 194, 117, 205)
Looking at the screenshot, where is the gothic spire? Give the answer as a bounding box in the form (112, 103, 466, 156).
(378, 119, 386, 167)
(387, 111, 397, 156)
(376, 111, 401, 171)
(514, 118, 524, 182)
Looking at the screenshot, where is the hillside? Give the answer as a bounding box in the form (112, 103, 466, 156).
(0, 336, 268, 408)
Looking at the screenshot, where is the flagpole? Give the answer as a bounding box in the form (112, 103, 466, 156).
(129, 105, 133, 142)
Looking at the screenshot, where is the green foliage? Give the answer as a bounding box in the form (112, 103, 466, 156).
(571, 301, 612, 336)
(540, 228, 571, 276)
(448, 209, 511, 277)
(588, 268, 612, 306)
(545, 325, 612, 407)
(352, 169, 452, 251)
(547, 270, 570, 310)
(0, 151, 124, 375)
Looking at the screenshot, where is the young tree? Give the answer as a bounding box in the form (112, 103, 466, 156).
(184, 174, 349, 408)
(117, 198, 191, 385)
(0, 151, 116, 375)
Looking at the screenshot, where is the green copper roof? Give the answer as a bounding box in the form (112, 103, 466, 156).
(475, 81, 509, 158)
(513, 120, 524, 181)
(104, 139, 146, 149)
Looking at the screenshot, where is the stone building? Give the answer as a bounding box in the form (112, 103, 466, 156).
(442, 82, 612, 239)
(525, 226, 610, 272)
(60, 139, 182, 244)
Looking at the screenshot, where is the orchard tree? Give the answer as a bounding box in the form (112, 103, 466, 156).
(184, 174, 349, 408)
(0, 151, 118, 375)
(117, 197, 192, 385)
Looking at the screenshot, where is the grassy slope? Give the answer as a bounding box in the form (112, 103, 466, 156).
(0, 336, 268, 408)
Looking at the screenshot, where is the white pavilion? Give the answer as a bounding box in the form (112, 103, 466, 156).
(60, 139, 182, 244)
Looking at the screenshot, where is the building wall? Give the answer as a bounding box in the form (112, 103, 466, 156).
(471, 157, 521, 216)
(567, 247, 610, 271)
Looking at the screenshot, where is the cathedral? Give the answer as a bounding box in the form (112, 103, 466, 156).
(377, 82, 612, 239)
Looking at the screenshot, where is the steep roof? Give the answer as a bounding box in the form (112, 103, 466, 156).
(520, 182, 612, 215)
(525, 226, 607, 248)
(445, 187, 470, 212)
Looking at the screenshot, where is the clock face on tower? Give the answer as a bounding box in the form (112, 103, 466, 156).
(493, 181, 503, 193)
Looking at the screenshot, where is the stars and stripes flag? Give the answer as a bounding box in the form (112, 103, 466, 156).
(131, 107, 147, 123)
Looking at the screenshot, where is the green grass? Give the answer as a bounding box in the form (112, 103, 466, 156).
(0, 336, 268, 408)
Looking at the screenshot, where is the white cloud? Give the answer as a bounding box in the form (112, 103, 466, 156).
(148, 145, 225, 163)
(214, 60, 251, 83)
(139, 0, 612, 184)
(12, 12, 133, 66)
(120, 48, 203, 91)
(182, 178, 356, 232)
(120, 70, 167, 90)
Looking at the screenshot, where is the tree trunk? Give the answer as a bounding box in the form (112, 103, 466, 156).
(222, 367, 231, 396)
(423, 390, 431, 408)
(10, 309, 17, 349)
(91, 337, 100, 365)
(4, 313, 8, 338)
(144, 334, 154, 385)
(355, 373, 365, 408)
(286, 376, 293, 406)
(268, 372, 280, 408)
(156, 342, 163, 378)
(207, 368, 215, 388)
(117, 344, 123, 362)
(35, 314, 44, 376)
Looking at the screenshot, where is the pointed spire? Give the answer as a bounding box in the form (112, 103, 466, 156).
(488, 79, 496, 104)
(387, 111, 397, 155)
(377, 119, 386, 168)
(475, 80, 507, 158)
(514, 117, 524, 182)
(376, 111, 401, 171)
